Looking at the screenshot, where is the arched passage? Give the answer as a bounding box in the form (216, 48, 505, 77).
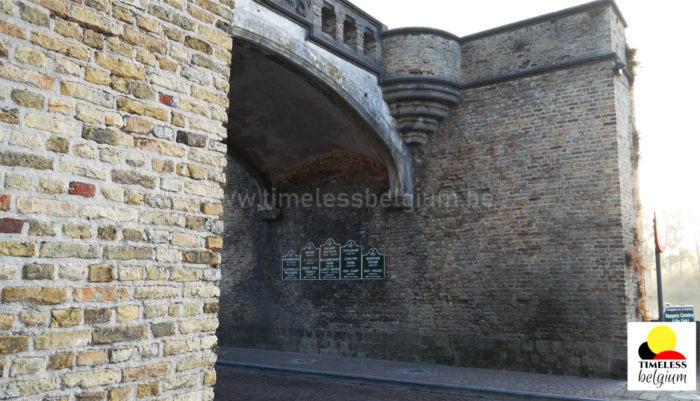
(226, 23, 413, 209)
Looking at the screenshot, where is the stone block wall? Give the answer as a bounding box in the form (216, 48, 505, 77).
(381, 29, 460, 81)
(220, 1, 641, 377)
(0, 0, 233, 399)
(460, 4, 623, 83)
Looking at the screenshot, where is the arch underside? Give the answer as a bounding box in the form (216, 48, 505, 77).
(227, 27, 413, 208)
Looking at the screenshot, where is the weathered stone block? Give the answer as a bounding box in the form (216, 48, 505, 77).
(150, 322, 174, 338)
(76, 350, 106, 366)
(137, 381, 160, 397)
(63, 224, 92, 239)
(31, 32, 90, 60)
(122, 228, 144, 242)
(124, 27, 166, 53)
(50, 309, 81, 328)
(9, 357, 43, 377)
(0, 242, 36, 257)
(19, 310, 46, 326)
(0, 108, 18, 124)
(112, 170, 157, 189)
(40, 242, 100, 259)
(22, 263, 54, 279)
(108, 347, 134, 363)
(149, 3, 194, 30)
(11, 88, 43, 108)
(88, 264, 114, 282)
(82, 205, 138, 222)
(176, 352, 217, 372)
(83, 30, 104, 49)
(0, 336, 29, 355)
(203, 302, 219, 314)
(39, 178, 66, 194)
(82, 126, 119, 145)
(0, 218, 24, 233)
(85, 67, 110, 86)
(97, 226, 118, 240)
(76, 104, 103, 124)
(61, 81, 114, 108)
(84, 308, 110, 324)
(4, 173, 31, 191)
(0, 62, 54, 89)
(73, 286, 129, 302)
(70, 6, 122, 36)
(103, 245, 153, 260)
(116, 306, 139, 323)
(0, 314, 13, 330)
(76, 391, 106, 401)
(199, 25, 232, 50)
(19, 3, 49, 27)
(117, 97, 168, 121)
(0, 151, 53, 169)
(108, 387, 132, 401)
(35, 330, 91, 349)
(55, 19, 82, 39)
(48, 352, 74, 370)
(124, 117, 153, 135)
(61, 369, 119, 388)
(0, 377, 56, 398)
(205, 237, 223, 251)
(28, 220, 56, 236)
(121, 361, 170, 382)
(92, 325, 147, 345)
(46, 137, 69, 153)
(179, 318, 218, 334)
(0, 195, 10, 212)
(134, 286, 179, 299)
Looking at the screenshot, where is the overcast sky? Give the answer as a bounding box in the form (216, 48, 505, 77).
(351, 0, 700, 216)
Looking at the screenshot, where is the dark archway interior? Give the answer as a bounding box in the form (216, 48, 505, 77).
(227, 43, 391, 192)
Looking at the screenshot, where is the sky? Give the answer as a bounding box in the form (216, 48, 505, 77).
(351, 0, 700, 217)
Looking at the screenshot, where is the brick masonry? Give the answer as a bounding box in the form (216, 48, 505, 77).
(219, 0, 645, 379)
(0, 0, 645, 397)
(0, 0, 231, 398)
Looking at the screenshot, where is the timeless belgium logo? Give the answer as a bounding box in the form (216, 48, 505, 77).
(628, 323, 696, 391)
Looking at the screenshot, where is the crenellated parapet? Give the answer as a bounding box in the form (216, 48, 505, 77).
(252, 0, 383, 73)
(251, 0, 632, 151)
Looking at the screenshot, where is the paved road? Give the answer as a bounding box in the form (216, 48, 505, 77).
(214, 368, 487, 401)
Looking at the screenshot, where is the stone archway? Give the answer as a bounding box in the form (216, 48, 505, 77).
(228, 0, 414, 209)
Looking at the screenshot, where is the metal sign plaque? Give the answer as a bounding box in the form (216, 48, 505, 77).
(663, 305, 696, 322)
(341, 240, 362, 280)
(281, 250, 301, 280)
(362, 248, 385, 280)
(319, 239, 341, 280)
(300, 243, 319, 280)
(282, 239, 385, 281)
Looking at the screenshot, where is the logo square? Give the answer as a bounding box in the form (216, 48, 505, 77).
(628, 322, 696, 391)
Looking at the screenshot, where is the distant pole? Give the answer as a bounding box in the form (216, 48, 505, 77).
(653, 212, 668, 321)
(655, 245, 663, 321)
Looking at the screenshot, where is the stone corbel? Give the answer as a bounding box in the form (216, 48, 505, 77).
(381, 77, 460, 145)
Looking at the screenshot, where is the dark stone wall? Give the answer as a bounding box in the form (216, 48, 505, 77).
(219, 60, 637, 377)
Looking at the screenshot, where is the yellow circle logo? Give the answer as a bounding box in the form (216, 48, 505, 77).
(647, 326, 677, 355)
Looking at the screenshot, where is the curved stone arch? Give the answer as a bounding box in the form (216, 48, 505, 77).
(230, 0, 413, 206)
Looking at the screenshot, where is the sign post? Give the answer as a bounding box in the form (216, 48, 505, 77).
(663, 305, 696, 322)
(654, 212, 668, 321)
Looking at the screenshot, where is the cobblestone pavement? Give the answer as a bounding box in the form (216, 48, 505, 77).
(216, 347, 700, 401)
(214, 368, 487, 401)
